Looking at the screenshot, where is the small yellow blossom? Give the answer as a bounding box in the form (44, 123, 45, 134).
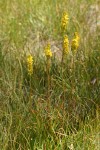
(61, 12, 69, 32)
(63, 35, 69, 55)
(75, 32, 80, 41)
(44, 43, 52, 58)
(71, 32, 80, 53)
(26, 55, 33, 76)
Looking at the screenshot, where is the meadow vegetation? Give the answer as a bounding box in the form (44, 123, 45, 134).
(0, 0, 100, 149)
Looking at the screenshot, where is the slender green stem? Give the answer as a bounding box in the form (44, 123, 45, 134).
(47, 57, 51, 100)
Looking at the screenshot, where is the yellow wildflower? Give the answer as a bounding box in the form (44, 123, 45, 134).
(71, 32, 80, 53)
(75, 32, 80, 41)
(44, 43, 52, 58)
(63, 35, 69, 55)
(61, 12, 69, 32)
(26, 55, 33, 76)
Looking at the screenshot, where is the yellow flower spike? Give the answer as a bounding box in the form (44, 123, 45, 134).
(61, 12, 69, 32)
(26, 55, 33, 76)
(44, 43, 52, 58)
(75, 32, 80, 41)
(71, 32, 80, 53)
(63, 35, 69, 55)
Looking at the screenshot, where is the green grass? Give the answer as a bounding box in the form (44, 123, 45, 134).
(0, 0, 100, 150)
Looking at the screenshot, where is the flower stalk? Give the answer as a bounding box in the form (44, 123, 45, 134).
(26, 54, 33, 101)
(44, 43, 52, 99)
